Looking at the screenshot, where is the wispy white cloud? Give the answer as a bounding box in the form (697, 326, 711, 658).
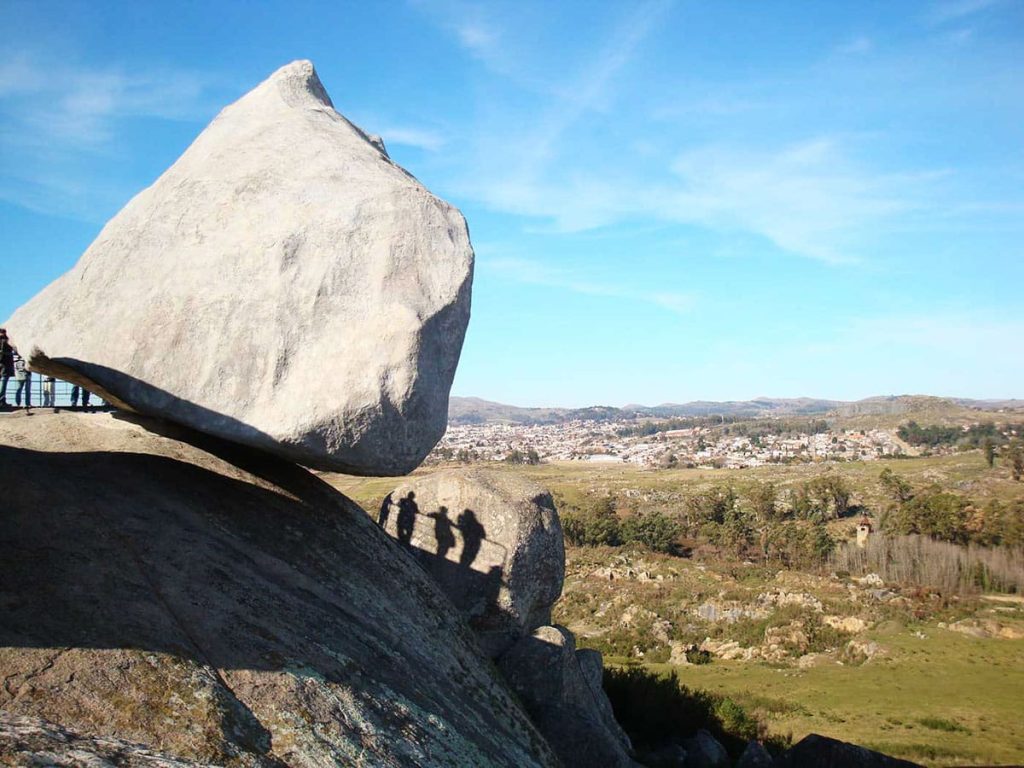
(488, 256, 695, 314)
(663, 137, 943, 264)
(945, 27, 976, 45)
(929, 0, 1001, 24)
(379, 125, 446, 152)
(525, 0, 672, 175)
(836, 36, 873, 55)
(454, 18, 500, 60)
(464, 135, 947, 264)
(0, 52, 223, 220)
(1, 53, 217, 148)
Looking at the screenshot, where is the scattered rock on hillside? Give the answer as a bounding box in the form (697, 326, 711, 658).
(382, 468, 564, 657)
(939, 618, 1024, 639)
(774, 734, 922, 767)
(0, 412, 557, 767)
(855, 573, 885, 588)
(497, 625, 640, 768)
(824, 615, 870, 633)
(5, 59, 473, 476)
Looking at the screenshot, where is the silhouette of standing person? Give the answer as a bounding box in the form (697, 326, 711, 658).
(396, 492, 417, 547)
(427, 506, 456, 559)
(378, 493, 393, 528)
(457, 509, 485, 568)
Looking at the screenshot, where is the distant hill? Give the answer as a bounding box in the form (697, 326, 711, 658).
(625, 397, 843, 419)
(448, 395, 1022, 426)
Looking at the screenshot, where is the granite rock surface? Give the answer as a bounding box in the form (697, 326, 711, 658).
(0, 412, 556, 767)
(381, 469, 565, 657)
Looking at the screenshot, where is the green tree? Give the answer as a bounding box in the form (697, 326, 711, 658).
(686, 485, 738, 527)
(746, 482, 780, 522)
(983, 437, 996, 468)
(1006, 440, 1024, 482)
(887, 489, 971, 543)
(562, 498, 623, 547)
(879, 468, 914, 505)
(621, 512, 681, 553)
(504, 448, 524, 464)
(791, 475, 851, 521)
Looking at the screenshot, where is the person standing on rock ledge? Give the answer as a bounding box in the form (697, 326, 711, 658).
(13, 348, 30, 409)
(71, 384, 91, 409)
(0, 329, 13, 407)
(43, 375, 56, 408)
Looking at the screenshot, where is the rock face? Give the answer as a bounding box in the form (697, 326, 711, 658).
(775, 734, 923, 768)
(382, 469, 565, 657)
(683, 729, 730, 768)
(497, 626, 640, 768)
(735, 740, 773, 768)
(0, 412, 557, 767)
(4, 60, 473, 476)
(379, 470, 638, 767)
(0, 712, 215, 767)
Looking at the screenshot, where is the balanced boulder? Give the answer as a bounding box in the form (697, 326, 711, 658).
(381, 469, 565, 657)
(5, 60, 473, 476)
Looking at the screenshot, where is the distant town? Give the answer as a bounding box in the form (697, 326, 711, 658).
(430, 418, 908, 468)
(427, 394, 1024, 469)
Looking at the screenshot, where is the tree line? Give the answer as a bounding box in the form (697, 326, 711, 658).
(560, 474, 854, 568)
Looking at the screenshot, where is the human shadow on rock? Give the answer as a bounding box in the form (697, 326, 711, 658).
(392, 503, 508, 651)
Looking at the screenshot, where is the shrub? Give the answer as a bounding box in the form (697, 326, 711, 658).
(917, 717, 970, 733)
(603, 666, 758, 756)
(562, 499, 622, 547)
(685, 647, 712, 665)
(621, 511, 681, 554)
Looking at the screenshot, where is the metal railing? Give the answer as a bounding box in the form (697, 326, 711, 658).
(0, 375, 107, 410)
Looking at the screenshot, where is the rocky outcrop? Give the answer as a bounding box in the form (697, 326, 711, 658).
(379, 470, 638, 767)
(0, 712, 215, 767)
(497, 626, 640, 768)
(382, 469, 564, 657)
(5, 60, 473, 476)
(682, 729, 730, 768)
(735, 739, 773, 768)
(0, 412, 557, 767)
(775, 734, 923, 767)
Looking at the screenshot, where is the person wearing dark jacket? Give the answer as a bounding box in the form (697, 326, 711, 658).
(0, 329, 13, 407)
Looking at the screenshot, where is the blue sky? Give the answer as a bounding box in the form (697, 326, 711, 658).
(2, 0, 1022, 407)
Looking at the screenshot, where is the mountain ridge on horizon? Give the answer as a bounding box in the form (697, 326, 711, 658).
(448, 394, 1024, 426)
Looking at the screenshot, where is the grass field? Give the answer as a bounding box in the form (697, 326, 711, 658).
(624, 620, 1024, 766)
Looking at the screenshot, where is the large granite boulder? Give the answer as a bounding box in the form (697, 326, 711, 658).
(4, 60, 473, 476)
(497, 625, 641, 768)
(381, 469, 564, 657)
(0, 412, 557, 767)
